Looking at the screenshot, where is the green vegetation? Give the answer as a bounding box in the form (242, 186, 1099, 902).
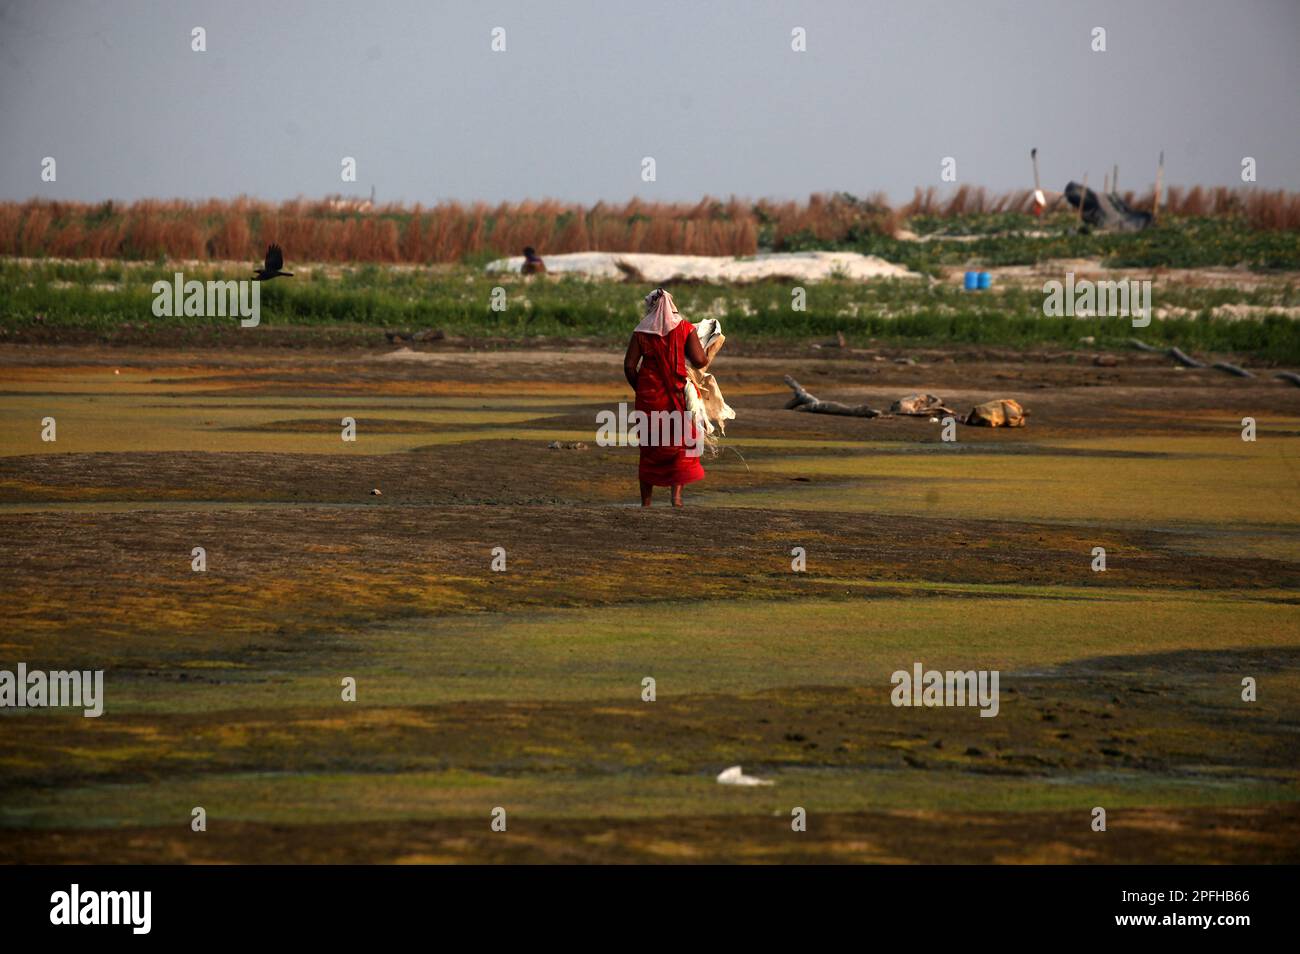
(1, 353, 1297, 862)
(796, 216, 1300, 272)
(3, 253, 1299, 361)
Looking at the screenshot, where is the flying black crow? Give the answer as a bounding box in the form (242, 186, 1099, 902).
(254, 244, 293, 281)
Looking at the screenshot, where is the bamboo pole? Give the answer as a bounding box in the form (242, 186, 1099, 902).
(1152, 151, 1164, 223)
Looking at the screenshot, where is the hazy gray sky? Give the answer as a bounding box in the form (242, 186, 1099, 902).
(2, 0, 1297, 205)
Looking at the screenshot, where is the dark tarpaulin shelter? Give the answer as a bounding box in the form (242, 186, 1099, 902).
(1064, 181, 1153, 232)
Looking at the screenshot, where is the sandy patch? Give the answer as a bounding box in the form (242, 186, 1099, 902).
(486, 251, 919, 283)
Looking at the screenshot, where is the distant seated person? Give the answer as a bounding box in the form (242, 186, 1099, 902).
(521, 246, 546, 276)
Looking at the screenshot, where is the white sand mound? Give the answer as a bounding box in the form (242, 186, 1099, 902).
(485, 250, 917, 282)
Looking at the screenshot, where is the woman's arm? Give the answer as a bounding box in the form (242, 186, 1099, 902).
(685, 329, 708, 369)
(623, 333, 642, 389)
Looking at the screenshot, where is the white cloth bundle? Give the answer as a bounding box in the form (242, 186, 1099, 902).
(687, 319, 735, 442)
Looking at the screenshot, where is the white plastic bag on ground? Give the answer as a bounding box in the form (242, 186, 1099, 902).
(716, 765, 773, 786)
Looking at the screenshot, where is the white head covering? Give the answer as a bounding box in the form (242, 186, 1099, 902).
(634, 288, 683, 336)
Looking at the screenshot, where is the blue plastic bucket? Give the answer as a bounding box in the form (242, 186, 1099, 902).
(977, 271, 992, 290)
(963, 271, 978, 290)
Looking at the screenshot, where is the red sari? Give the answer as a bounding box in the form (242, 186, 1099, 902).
(636, 321, 705, 487)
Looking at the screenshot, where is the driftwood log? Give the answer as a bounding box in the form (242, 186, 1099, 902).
(1133, 335, 1201, 366)
(1211, 361, 1254, 378)
(783, 375, 882, 417)
(1131, 340, 1263, 378)
(1131, 340, 1221, 370)
(1168, 346, 1206, 369)
(1131, 340, 1203, 366)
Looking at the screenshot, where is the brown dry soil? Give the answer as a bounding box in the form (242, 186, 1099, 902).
(0, 342, 1298, 864)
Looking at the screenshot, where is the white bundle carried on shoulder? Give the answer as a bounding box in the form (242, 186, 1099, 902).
(684, 318, 736, 455)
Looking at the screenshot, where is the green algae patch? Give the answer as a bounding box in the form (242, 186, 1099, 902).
(711, 435, 1300, 531)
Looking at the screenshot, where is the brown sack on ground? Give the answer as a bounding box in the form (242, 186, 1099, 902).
(890, 393, 953, 416)
(965, 398, 1027, 427)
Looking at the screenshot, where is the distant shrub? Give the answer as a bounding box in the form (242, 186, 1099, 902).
(1, 187, 1295, 266)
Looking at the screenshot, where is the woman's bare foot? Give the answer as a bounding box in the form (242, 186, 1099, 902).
(640, 480, 653, 507)
(671, 484, 684, 507)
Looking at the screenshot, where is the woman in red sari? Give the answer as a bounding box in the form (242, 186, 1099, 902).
(623, 288, 710, 507)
